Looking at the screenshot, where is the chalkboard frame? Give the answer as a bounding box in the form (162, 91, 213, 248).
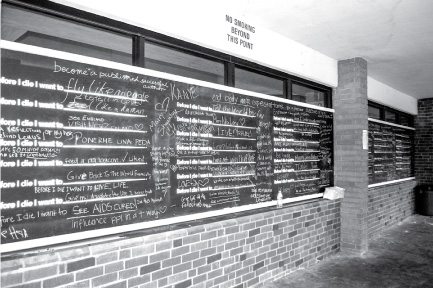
(0, 40, 334, 253)
(368, 117, 415, 188)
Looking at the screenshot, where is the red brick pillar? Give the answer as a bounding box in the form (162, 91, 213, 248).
(334, 58, 369, 253)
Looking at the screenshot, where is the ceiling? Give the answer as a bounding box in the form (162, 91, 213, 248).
(223, 0, 433, 99)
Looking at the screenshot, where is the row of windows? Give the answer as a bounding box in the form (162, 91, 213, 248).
(368, 101, 414, 127)
(1, 2, 332, 108)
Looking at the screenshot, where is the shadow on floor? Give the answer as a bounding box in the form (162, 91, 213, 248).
(263, 215, 433, 288)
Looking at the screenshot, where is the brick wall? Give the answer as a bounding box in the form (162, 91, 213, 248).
(1, 200, 340, 288)
(415, 98, 433, 185)
(367, 180, 416, 239)
(334, 58, 369, 253)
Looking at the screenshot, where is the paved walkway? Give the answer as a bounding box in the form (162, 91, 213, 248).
(263, 215, 433, 288)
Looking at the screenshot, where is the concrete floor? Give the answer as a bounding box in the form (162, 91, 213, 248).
(263, 215, 433, 288)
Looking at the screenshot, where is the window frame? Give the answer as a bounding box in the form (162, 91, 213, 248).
(368, 101, 414, 127)
(368, 103, 382, 120)
(290, 80, 331, 108)
(144, 40, 226, 85)
(3, 0, 333, 108)
(233, 64, 286, 98)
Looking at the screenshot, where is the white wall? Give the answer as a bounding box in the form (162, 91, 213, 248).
(47, 1, 419, 116)
(51, 0, 338, 88)
(368, 77, 418, 115)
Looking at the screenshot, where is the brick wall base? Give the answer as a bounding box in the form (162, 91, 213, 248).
(367, 180, 416, 239)
(1, 200, 340, 288)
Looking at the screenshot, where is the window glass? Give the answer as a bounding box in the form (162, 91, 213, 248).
(1, 5, 132, 64)
(235, 67, 283, 97)
(145, 42, 224, 84)
(368, 105, 381, 119)
(385, 110, 397, 123)
(292, 83, 325, 107)
(400, 115, 411, 127)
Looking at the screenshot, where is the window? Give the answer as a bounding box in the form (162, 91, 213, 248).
(368, 101, 414, 127)
(385, 110, 397, 123)
(400, 115, 411, 127)
(292, 83, 326, 107)
(1, 2, 332, 108)
(235, 67, 284, 97)
(368, 105, 381, 119)
(1, 5, 132, 64)
(144, 42, 224, 84)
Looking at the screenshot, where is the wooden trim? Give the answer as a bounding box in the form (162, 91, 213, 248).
(368, 118, 415, 130)
(368, 177, 416, 188)
(2, 194, 326, 254)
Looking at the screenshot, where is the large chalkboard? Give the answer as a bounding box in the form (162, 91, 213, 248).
(0, 42, 333, 250)
(368, 120, 414, 185)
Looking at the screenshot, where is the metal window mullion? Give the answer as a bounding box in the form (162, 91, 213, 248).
(132, 36, 145, 68)
(225, 62, 235, 87)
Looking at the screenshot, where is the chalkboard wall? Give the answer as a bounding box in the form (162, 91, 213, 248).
(368, 120, 415, 185)
(0, 44, 333, 248)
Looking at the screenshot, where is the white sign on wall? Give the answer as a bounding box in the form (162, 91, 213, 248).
(225, 15, 255, 50)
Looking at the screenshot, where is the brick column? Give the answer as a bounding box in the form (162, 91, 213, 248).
(415, 98, 433, 185)
(334, 58, 369, 253)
